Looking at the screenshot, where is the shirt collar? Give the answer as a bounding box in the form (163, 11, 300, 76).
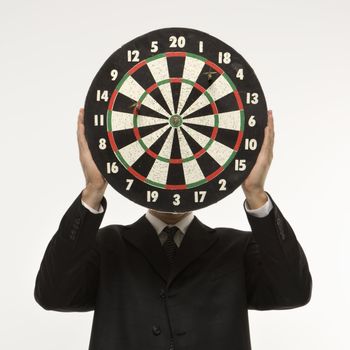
(145, 210, 194, 236)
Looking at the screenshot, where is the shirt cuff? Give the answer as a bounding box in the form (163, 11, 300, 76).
(81, 199, 104, 214)
(244, 193, 273, 218)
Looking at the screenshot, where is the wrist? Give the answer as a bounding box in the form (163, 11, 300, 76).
(82, 184, 106, 211)
(243, 189, 268, 210)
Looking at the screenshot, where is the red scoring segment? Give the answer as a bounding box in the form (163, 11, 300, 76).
(127, 60, 147, 75)
(233, 90, 243, 110)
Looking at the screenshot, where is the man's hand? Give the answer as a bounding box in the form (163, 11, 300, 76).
(77, 108, 108, 210)
(241, 110, 274, 209)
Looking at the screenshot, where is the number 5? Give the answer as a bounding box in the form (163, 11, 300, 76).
(151, 41, 158, 53)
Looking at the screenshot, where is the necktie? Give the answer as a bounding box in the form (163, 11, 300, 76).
(162, 226, 179, 266)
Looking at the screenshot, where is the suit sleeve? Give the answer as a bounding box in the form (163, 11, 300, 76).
(34, 191, 107, 312)
(243, 192, 312, 310)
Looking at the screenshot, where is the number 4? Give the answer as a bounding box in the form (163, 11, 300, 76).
(236, 68, 244, 80)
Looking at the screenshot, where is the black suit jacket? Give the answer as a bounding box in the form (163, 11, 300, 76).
(34, 192, 312, 350)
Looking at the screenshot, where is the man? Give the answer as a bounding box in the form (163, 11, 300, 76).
(34, 108, 312, 350)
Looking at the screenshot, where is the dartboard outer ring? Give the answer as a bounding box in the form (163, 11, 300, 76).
(84, 27, 267, 212)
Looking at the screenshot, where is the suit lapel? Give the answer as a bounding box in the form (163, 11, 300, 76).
(167, 215, 217, 287)
(121, 214, 218, 286)
(121, 214, 170, 282)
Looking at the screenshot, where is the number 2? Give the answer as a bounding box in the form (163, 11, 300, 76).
(218, 179, 227, 191)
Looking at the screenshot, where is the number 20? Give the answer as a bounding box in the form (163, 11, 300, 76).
(169, 36, 186, 48)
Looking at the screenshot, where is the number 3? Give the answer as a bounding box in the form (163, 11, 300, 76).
(173, 194, 180, 206)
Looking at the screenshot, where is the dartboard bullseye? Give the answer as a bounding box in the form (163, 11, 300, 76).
(84, 27, 267, 212)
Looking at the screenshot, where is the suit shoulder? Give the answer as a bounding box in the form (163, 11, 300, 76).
(214, 225, 252, 243)
(95, 224, 127, 248)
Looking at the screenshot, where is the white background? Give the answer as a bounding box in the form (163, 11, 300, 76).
(1, 0, 349, 348)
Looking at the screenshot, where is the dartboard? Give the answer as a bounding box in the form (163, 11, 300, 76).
(84, 27, 267, 212)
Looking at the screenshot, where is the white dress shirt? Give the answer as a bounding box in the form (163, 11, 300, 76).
(81, 193, 273, 248)
(145, 211, 194, 247)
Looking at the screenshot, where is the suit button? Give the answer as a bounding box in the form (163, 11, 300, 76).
(74, 218, 81, 224)
(160, 289, 166, 298)
(152, 325, 161, 336)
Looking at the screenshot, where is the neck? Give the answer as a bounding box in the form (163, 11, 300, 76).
(148, 209, 192, 225)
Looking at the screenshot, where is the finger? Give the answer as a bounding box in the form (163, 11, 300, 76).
(266, 110, 274, 161)
(77, 108, 89, 152)
(255, 111, 273, 164)
(268, 110, 274, 150)
(260, 112, 272, 152)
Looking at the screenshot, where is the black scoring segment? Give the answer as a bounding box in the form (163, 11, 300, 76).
(113, 93, 138, 113)
(194, 152, 221, 178)
(131, 63, 155, 91)
(180, 127, 205, 155)
(113, 128, 136, 150)
(148, 87, 172, 116)
(170, 129, 182, 160)
(137, 123, 168, 139)
(182, 123, 213, 139)
(137, 104, 169, 120)
(215, 128, 240, 149)
(167, 56, 185, 78)
(166, 162, 186, 185)
(178, 87, 202, 115)
(132, 150, 156, 178)
(148, 127, 172, 155)
(171, 83, 182, 114)
(182, 104, 213, 119)
(168, 56, 185, 113)
(215, 93, 240, 113)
